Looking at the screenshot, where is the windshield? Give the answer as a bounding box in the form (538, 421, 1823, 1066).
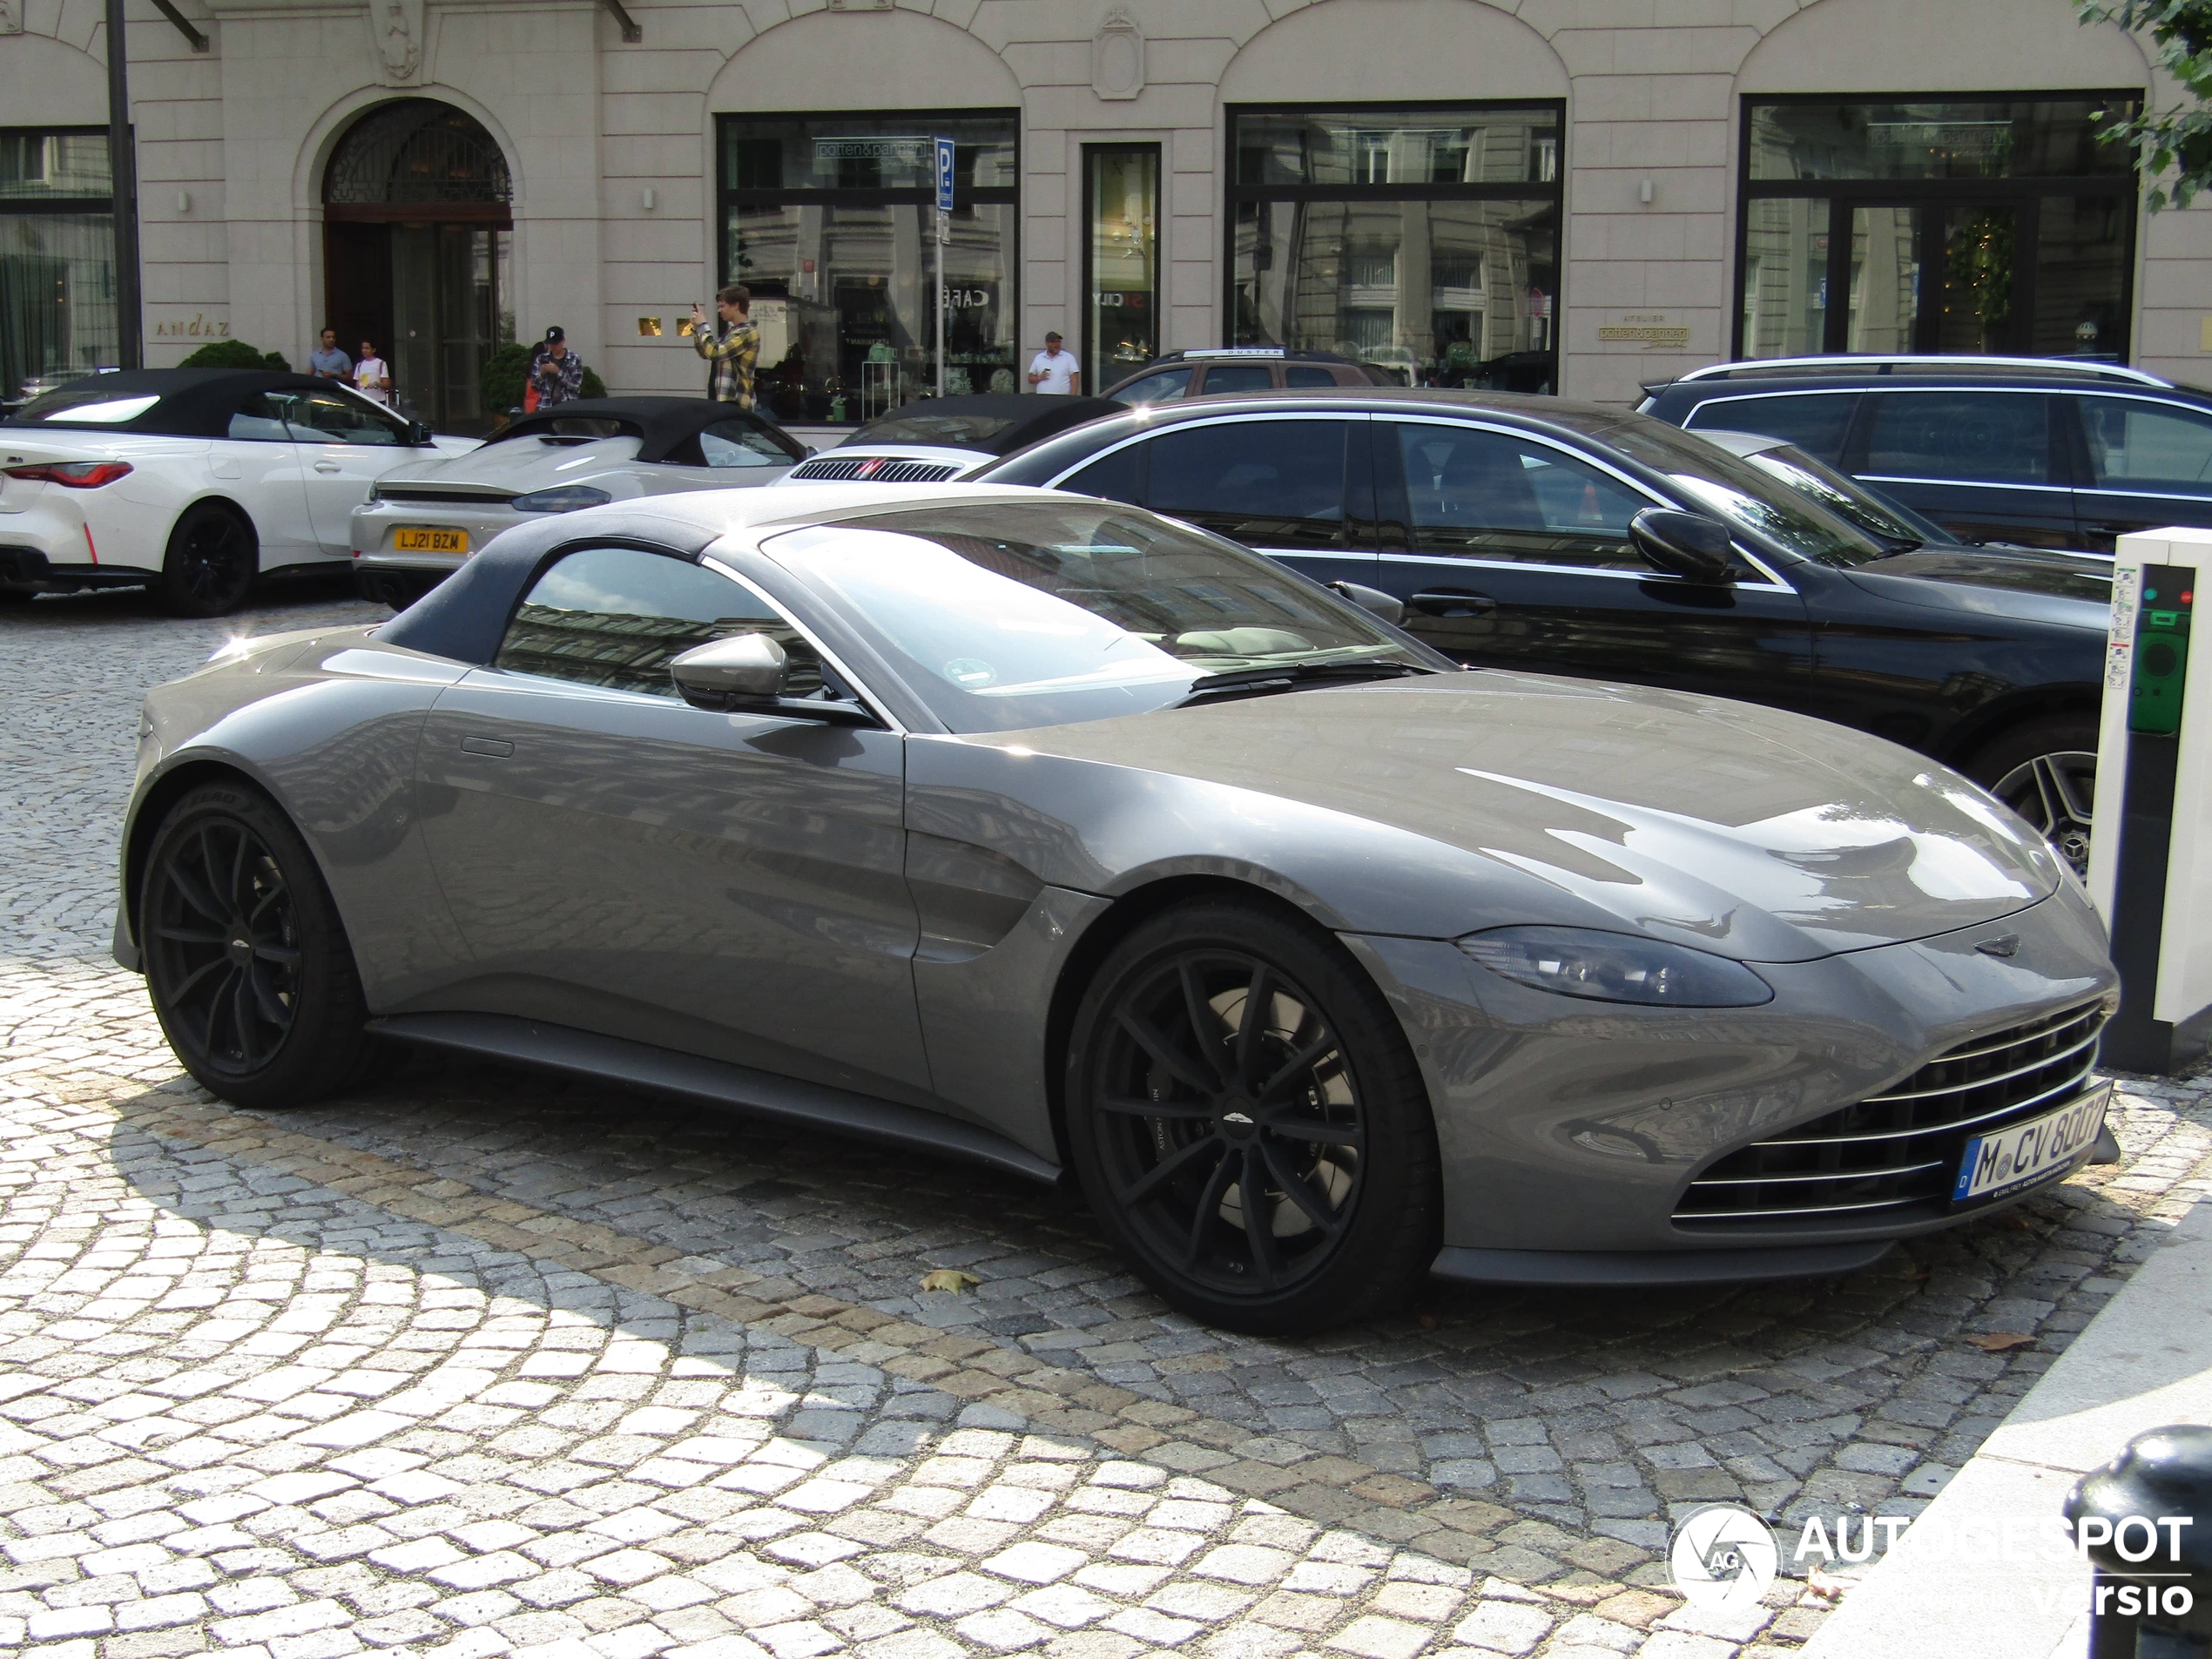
(847, 411, 1015, 448)
(488, 415, 641, 446)
(764, 499, 1437, 733)
(1737, 444, 1941, 560)
(1595, 415, 1892, 567)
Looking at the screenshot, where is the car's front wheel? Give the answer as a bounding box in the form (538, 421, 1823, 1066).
(140, 780, 383, 1109)
(159, 502, 258, 617)
(1971, 716, 2097, 878)
(1065, 898, 1441, 1335)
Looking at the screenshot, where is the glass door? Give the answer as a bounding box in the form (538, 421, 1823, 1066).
(1085, 145, 1159, 395)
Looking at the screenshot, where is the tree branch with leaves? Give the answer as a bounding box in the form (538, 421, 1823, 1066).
(2080, 0, 2212, 209)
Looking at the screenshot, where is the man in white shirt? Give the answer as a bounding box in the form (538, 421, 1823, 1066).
(1027, 332, 1078, 395)
(354, 341, 393, 408)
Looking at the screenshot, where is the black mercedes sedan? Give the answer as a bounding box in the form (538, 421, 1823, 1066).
(974, 390, 2108, 871)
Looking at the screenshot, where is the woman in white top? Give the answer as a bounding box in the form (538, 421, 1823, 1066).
(354, 341, 392, 408)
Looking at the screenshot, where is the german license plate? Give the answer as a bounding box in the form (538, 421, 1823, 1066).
(392, 526, 467, 554)
(1952, 1081, 2111, 1206)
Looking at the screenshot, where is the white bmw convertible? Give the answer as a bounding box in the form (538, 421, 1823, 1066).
(0, 368, 478, 617)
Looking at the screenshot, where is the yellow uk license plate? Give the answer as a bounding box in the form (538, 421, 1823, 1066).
(393, 527, 468, 554)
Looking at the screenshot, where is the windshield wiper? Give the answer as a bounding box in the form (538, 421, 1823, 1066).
(1175, 658, 1436, 708)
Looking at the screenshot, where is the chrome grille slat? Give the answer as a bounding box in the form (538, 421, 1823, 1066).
(1752, 1066, 2095, 1148)
(1674, 999, 2108, 1229)
(1861, 1028, 2101, 1103)
(1690, 1160, 1944, 1186)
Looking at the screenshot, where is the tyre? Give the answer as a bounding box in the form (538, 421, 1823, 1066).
(1968, 716, 2097, 878)
(159, 502, 258, 617)
(140, 780, 383, 1109)
(1064, 897, 1442, 1335)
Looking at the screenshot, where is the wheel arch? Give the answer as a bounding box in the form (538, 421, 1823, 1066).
(121, 756, 288, 961)
(1937, 685, 2102, 775)
(1038, 872, 1386, 1168)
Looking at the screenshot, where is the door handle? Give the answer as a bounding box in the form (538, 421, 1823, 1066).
(1409, 590, 1498, 619)
(460, 736, 514, 758)
(314, 462, 343, 473)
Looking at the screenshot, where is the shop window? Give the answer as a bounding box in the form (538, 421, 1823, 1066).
(1736, 95, 2141, 361)
(1085, 145, 1158, 397)
(718, 112, 1018, 425)
(0, 129, 118, 405)
(1227, 105, 1561, 394)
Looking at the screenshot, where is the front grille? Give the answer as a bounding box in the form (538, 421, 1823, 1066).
(789, 455, 963, 483)
(373, 485, 515, 505)
(1675, 1000, 2107, 1228)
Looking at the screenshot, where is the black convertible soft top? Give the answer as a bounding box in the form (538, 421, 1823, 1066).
(841, 393, 1121, 455)
(2, 368, 372, 437)
(483, 398, 806, 466)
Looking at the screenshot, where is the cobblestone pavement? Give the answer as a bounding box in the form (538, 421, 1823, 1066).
(4, 583, 2212, 1659)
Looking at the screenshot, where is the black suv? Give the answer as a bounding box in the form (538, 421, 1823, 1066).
(1638, 355, 2212, 555)
(977, 389, 2108, 869)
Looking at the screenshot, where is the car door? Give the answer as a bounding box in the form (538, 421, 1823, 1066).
(2067, 393, 2212, 551)
(206, 391, 318, 563)
(1059, 414, 1379, 592)
(1374, 416, 1816, 705)
(1855, 389, 2078, 549)
(281, 385, 418, 556)
(414, 543, 931, 1100)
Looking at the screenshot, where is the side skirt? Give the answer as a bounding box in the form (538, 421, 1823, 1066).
(368, 1010, 1063, 1185)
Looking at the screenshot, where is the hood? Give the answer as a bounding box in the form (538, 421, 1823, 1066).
(374, 433, 646, 494)
(1843, 545, 2113, 622)
(1013, 673, 2062, 961)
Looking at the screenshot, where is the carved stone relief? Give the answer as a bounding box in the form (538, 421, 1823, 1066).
(0, 0, 23, 37)
(1092, 6, 1143, 101)
(367, 0, 425, 84)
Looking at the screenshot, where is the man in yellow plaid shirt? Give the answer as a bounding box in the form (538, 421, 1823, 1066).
(690, 286, 760, 410)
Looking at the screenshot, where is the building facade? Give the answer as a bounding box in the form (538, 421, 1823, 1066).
(0, 0, 2195, 428)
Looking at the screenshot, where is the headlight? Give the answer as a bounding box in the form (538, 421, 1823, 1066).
(508, 485, 612, 514)
(1458, 926, 1774, 1008)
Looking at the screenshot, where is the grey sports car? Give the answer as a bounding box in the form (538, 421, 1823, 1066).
(118, 483, 2118, 1333)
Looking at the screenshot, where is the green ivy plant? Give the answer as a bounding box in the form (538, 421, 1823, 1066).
(2080, 1, 2212, 209)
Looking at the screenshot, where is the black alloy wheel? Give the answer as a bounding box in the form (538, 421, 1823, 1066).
(141, 782, 383, 1107)
(159, 503, 258, 617)
(1067, 900, 1440, 1334)
(1993, 750, 2096, 878)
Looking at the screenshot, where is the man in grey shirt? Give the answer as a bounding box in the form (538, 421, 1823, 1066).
(308, 329, 351, 381)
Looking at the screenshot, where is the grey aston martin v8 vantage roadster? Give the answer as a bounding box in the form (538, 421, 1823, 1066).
(115, 483, 2118, 1333)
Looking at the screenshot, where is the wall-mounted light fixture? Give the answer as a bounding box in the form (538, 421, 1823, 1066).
(177, 191, 192, 212)
(642, 186, 656, 212)
(1638, 179, 1655, 206)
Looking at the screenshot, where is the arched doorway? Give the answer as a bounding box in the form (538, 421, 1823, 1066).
(323, 99, 514, 432)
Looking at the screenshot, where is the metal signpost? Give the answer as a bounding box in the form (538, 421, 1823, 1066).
(934, 136, 954, 399)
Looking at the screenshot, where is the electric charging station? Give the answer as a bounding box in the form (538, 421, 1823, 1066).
(2087, 527, 2212, 1072)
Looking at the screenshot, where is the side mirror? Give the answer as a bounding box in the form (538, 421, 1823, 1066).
(408, 421, 435, 446)
(1630, 508, 1736, 584)
(803, 443, 819, 458)
(670, 633, 788, 707)
(1327, 579, 1406, 625)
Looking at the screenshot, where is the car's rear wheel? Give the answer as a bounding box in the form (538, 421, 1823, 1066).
(1970, 716, 2097, 878)
(159, 503, 258, 617)
(141, 781, 383, 1108)
(1065, 898, 1441, 1335)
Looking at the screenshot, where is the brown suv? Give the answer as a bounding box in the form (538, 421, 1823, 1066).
(1100, 349, 1389, 405)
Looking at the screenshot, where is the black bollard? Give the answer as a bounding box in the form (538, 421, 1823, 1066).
(2065, 1425, 2212, 1657)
